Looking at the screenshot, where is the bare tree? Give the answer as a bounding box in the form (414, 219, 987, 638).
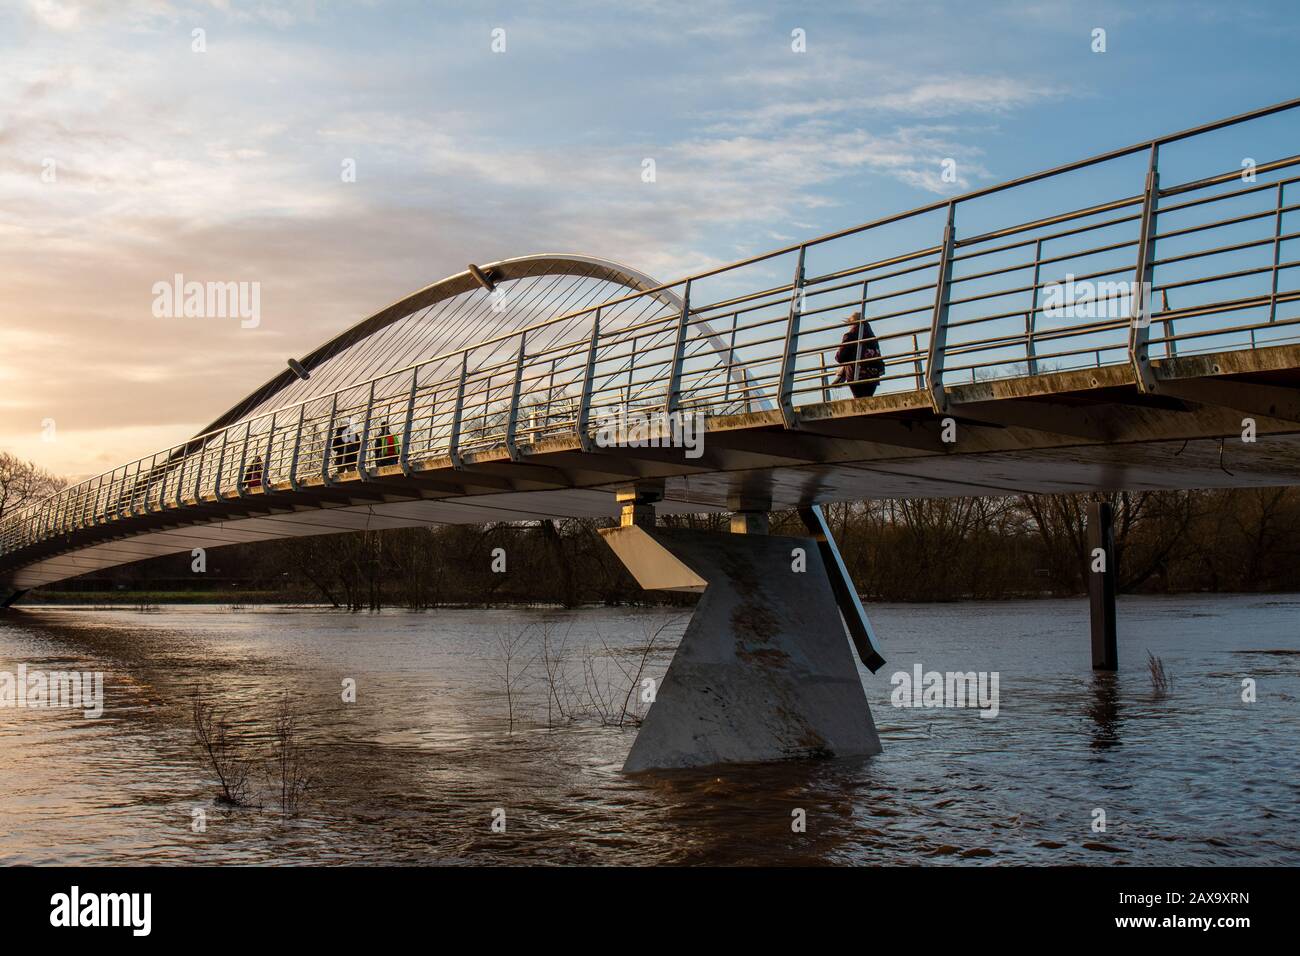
(191, 688, 252, 805)
(0, 451, 66, 521)
(612, 616, 676, 727)
(489, 627, 537, 731)
(269, 694, 315, 816)
(1146, 651, 1173, 697)
(538, 621, 580, 727)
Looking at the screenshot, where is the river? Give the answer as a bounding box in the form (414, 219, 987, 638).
(1, 595, 1296, 865)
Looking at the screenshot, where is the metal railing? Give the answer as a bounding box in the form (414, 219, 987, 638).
(4, 97, 1300, 563)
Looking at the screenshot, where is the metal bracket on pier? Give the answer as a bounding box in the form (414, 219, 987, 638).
(799, 504, 886, 673)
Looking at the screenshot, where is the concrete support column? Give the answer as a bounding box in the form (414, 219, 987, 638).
(1088, 500, 1118, 670)
(1, 589, 27, 609)
(727, 492, 770, 535)
(600, 524, 881, 771)
(615, 480, 663, 529)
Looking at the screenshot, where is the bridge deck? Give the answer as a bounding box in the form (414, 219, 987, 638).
(6, 342, 1300, 591)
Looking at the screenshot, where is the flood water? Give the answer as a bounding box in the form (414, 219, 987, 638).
(1, 595, 1297, 866)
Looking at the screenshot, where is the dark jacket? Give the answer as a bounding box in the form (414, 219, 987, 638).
(834, 319, 884, 384)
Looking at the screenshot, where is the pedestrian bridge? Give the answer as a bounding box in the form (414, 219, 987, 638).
(4, 98, 1300, 601)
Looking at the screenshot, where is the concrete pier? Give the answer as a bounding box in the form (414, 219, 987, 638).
(601, 524, 881, 772)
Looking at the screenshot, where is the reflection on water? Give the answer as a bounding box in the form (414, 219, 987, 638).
(1, 595, 1297, 865)
(1085, 673, 1122, 750)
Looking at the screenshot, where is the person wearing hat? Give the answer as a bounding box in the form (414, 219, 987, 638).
(832, 311, 885, 398)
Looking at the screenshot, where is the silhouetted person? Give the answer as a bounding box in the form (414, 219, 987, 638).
(243, 454, 263, 489)
(345, 425, 360, 469)
(834, 311, 885, 398)
(374, 421, 398, 468)
(331, 425, 348, 473)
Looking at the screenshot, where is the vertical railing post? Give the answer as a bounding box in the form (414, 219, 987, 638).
(140, 454, 156, 513)
(212, 430, 229, 500)
(548, 358, 557, 427)
(131, 460, 144, 514)
(262, 413, 276, 494)
(288, 404, 305, 492)
(665, 280, 692, 415)
(1128, 144, 1161, 392)
(925, 202, 957, 413)
(1027, 237, 1042, 375)
(156, 453, 170, 511)
(449, 352, 468, 469)
(856, 278, 872, 396)
(505, 331, 528, 461)
(778, 245, 807, 428)
(109, 467, 123, 520)
(577, 309, 601, 452)
(911, 332, 923, 390)
(626, 335, 638, 412)
(192, 447, 205, 507)
(400, 366, 418, 477)
(722, 311, 738, 406)
(134, 459, 146, 513)
(174, 445, 189, 509)
(138, 459, 150, 513)
(357, 380, 376, 479)
(321, 393, 339, 484)
(1163, 290, 1179, 355)
(1269, 180, 1284, 326)
(235, 425, 250, 498)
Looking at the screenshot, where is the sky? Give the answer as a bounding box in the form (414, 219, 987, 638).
(1, 0, 1297, 479)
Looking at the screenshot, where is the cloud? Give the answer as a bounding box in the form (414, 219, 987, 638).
(0, 0, 1064, 474)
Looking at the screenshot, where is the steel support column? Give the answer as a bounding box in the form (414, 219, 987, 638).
(1088, 500, 1119, 671)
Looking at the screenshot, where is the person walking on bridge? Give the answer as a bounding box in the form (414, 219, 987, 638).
(833, 311, 885, 399)
(374, 421, 398, 468)
(331, 425, 348, 474)
(243, 454, 263, 490)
